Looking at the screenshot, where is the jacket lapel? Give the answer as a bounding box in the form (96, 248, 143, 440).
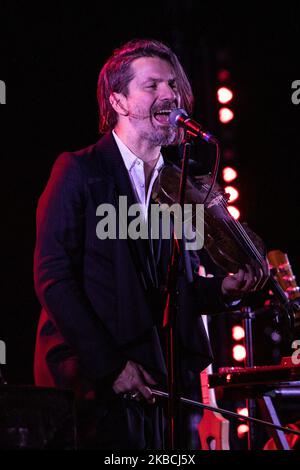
(94, 133, 157, 289)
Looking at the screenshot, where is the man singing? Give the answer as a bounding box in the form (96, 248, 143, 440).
(34, 39, 261, 449)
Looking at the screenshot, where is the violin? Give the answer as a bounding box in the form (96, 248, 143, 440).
(151, 164, 296, 329)
(152, 164, 268, 277)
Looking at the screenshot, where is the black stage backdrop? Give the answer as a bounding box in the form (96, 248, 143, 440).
(1, 2, 299, 385)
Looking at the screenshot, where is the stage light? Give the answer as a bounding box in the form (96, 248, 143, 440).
(227, 205, 240, 220)
(236, 408, 249, 438)
(217, 87, 233, 104)
(225, 186, 239, 203)
(223, 148, 236, 161)
(233, 344, 246, 362)
(232, 325, 245, 341)
(237, 424, 249, 438)
(219, 107, 234, 123)
(237, 407, 249, 417)
(223, 166, 237, 182)
(218, 69, 231, 82)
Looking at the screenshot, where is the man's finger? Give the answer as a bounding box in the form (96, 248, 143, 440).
(234, 269, 245, 282)
(231, 269, 246, 288)
(138, 364, 157, 385)
(241, 274, 256, 292)
(240, 264, 257, 292)
(137, 384, 155, 404)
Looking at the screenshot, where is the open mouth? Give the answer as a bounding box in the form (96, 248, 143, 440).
(153, 109, 172, 124)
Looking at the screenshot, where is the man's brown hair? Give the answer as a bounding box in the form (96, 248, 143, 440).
(97, 39, 194, 134)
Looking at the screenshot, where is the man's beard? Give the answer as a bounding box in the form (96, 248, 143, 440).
(140, 125, 179, 147)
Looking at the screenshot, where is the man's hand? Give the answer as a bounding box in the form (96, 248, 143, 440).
(112, 360, 156, 404)
(221, 263, 265, 300)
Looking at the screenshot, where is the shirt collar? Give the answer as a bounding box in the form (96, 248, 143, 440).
(112, 130, 164, 173)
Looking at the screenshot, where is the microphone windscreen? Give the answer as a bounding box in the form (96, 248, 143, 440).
(169, 108, 188, 127)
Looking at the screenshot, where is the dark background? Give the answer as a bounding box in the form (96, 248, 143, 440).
(1, 2, 299, 386)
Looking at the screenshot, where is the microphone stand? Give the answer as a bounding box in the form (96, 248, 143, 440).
(163, 132, 193, 450)
(242, 306, 257, 450)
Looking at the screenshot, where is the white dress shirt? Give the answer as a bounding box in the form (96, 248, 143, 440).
(112, 130, 164, 220)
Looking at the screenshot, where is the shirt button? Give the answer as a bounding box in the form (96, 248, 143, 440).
(140, 183, 144, 188)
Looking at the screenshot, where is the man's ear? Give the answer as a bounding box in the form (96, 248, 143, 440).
(109, 92, 129, 116)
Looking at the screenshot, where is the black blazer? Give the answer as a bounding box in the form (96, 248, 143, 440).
(33, 132, 226, 394)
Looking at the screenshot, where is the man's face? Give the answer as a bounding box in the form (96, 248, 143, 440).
(117, 57, 181, 146)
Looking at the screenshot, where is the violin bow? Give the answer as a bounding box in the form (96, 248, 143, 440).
(150, 388, 300, 437)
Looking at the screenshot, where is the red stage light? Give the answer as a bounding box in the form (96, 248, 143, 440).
(232, 325, 245, 341)
(219, 107, 234, 123)
(223, 149, 235, 161)
(233, 344, 246, 362)
(218, 69, 231, 82)
(223, 166, 237, 183)
(237, 407, 249, 417)
(237, 424, 249, 438)
(217, 87, 233, 104)
(225, 185, 239, 203)
(237, 408, 249, 437)
(227, 205, 240, 220)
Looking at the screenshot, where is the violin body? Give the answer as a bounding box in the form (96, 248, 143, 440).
(152, 164, 268, 278)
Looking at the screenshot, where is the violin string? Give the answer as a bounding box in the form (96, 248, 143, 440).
(160, 172, 265, 269)
(224, 218, 265, 267)
(197, 182, 266, 270)
(227, 218, 264, 264)
(215, 202, 266, 270)
(202, 142, 221, 205)
(200, 181, 262, 263)
(214, 193, 265, 265)
(218, 200, 291, 310)
(198, 182, 264, 266)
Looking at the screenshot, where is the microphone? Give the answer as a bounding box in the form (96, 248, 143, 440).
(169, 108, 218, 145)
